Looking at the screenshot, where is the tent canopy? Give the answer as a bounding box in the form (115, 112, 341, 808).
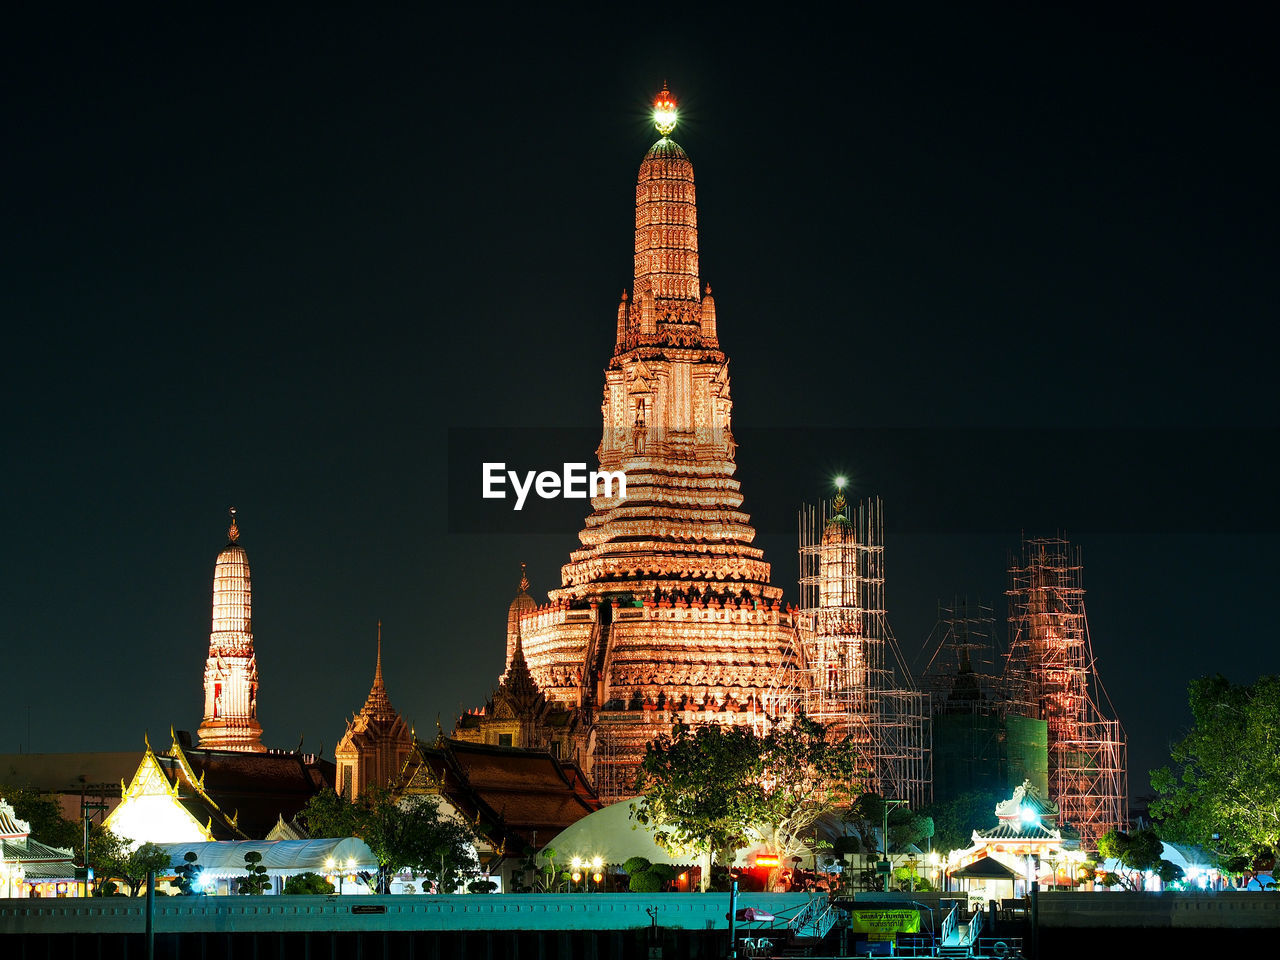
(156, 838, 375, 876)
(542, 799, 698, 867)
(542, 800, 834, 868)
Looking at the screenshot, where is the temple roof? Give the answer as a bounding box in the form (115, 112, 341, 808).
(403, 738, 598, 856)
(358, 622, 398, 722)
(995, 779, 1059, 822)
(154, 738, 333, 840)
(644, 137, 689, 161)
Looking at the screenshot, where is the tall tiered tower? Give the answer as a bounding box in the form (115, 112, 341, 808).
(196, 508, 265, 752)
(335, 623, 413, 799)
(515, 87, 798, 799)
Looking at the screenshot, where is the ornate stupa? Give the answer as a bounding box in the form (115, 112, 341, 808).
(512, 86, 798, 798)
(503, 563, 536, 678)
(196, 508, 265, 752)
(334, 622, 413, 799)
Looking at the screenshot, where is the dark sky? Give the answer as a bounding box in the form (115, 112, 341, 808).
(3, 8, 1276, 798)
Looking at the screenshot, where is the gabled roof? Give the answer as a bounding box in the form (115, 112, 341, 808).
(108, 735, 334, 843)
(953, 855, 1020, 879)
(161, 740, 334, 840)
(401, 738, 599, 856)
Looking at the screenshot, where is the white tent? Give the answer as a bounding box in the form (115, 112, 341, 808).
(542, 799, 827, 868)
(157, 838, 376, 881)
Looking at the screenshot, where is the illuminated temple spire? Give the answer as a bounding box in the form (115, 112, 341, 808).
(360, 620, 397, 721)
(197, 508, 265, 752)
(334, 623, 413, 799)
(511, 86, 797, 798)
(554, 82, 774, 603)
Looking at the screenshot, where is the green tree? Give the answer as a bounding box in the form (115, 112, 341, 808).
(299, 788, 477, 893)
(754, 714, 862, 882)
(237, 850, 271, 895)
(283, 871, 334, 895)
(633, 722, 767, 892)
(1097, 828, 1179, 891)
(1151, 674, 1280, 864)
(0, 784, 80, 852)
(91, 833, 171, 898)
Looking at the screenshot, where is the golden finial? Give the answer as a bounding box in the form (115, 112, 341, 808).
(833, 476, 848, 515)
(653, 83, 677, 137)
(519, 562, 530, 593)
(227, 506, 240, 543)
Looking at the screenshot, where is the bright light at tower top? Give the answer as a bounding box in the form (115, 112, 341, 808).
(653, 83, 678, 136)
(834, 475, 847, 490)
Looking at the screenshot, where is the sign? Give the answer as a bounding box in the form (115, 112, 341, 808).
(848, 909, 920, 941)
(351, 905, 387, 915)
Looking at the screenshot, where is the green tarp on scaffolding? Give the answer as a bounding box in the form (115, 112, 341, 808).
(1005, 714, 1048, 796)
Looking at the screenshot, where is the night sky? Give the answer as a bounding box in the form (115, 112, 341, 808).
(4, 8, 1276, 799)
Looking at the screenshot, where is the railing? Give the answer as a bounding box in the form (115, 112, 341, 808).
(940, 900, 958, 945)
(968, 903, 983, 942)
(785, 895, 837, 940)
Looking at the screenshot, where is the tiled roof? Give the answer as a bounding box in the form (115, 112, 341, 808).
(406, 739, 599, 855)
(976, 822, 1061, 841)
(158, 743, 335, 841)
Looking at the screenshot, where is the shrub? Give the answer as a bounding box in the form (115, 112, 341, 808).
(628, 871, 663, 893)
(467, 879, 498, 894)
(284, 872, 335, 895)
(648, 863, 676, 883)
(623, 857, 652, 875)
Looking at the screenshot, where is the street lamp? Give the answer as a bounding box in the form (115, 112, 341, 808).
(325, 857, 342, 894)
(591, 857, 604, 891)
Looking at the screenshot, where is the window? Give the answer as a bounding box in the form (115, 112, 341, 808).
(342, 766, 353, 798)
(498, 733, 513, 747)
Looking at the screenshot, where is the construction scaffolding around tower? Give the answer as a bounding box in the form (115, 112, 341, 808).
(795, 494, 931, 807)
(1003, 537, 1127, 849)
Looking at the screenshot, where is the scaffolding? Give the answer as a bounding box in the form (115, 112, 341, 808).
(920, 599, 1014, 798)
(795, 494, 931, 806)
(1003, 538, 1128, 849)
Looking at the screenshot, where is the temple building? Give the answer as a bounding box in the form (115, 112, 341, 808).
(480, 87, 798, 800)
(104, 732, 334, 845)
(456, 569, 585, 760)
(0, 797, 77, 898)
(399, 735, 600, 887)
(334, 623, 414, 799)
(946, 779, 1084, 899)
(197, 509, 265, 753)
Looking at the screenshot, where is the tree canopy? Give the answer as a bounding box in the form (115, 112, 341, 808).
(298, 787, 478, 893)
(1097, 828, 1183, 890)
(1150, 674, 1280, 865)
(87, 827, 170, 897)
(0, 784, 80, 852)
(633, 715, 863, 891)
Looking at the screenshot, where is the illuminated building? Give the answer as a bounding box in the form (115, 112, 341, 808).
(947, 779, 1085, 898)
(794, 490, 930, 805)
(1003, 538, 1127, 848)
(197, 509, 265, 753)
(0, 797, 77, 898)
(104, 732, 334, 845)
(455, 568, 585, 758)
(495, 86, 798, 799)
(334, 623, 414, 799)
(399, 736, 599, 887)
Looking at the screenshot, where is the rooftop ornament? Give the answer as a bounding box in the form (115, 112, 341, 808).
(653, 83, 677, 137)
